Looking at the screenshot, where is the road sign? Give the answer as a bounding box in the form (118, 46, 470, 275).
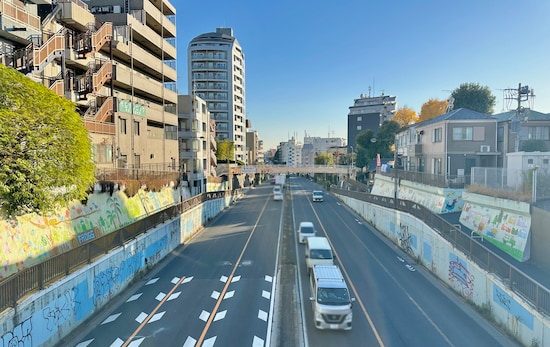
(242, 167, 256, 174)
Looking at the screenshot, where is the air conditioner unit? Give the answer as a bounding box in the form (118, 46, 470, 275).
(480, 145, 490, 152)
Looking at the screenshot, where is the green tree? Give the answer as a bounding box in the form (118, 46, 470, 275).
(216, 138, 235, 162)
(451, 82, 496, 114)
(354, 121, 400, 170)
(314, 152, 334, 165)
(0, 65, 96, 217)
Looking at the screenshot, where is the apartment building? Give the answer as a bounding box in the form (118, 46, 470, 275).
(178, 94, 217, 196)
(348, 93, 397, 152)
(188, 27, 247, 163)
(246, 130, 264, 165)
(0, 0, 178, 171)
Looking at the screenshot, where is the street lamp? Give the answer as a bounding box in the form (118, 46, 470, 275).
(349, 146, 354, 180)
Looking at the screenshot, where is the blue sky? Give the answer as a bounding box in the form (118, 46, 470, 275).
(175, 1, 550, 150)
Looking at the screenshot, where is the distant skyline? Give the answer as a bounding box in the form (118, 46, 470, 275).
(176, 1, 550, 150)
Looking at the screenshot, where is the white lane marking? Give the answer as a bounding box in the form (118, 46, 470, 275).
(199, 310, 210, 322)
(109, 338, 124, 347)
(126, 293, 142, 302)
(262, 290, 270, 300)
(265, 275, 273, 282)
(214, 310, 227, 321)
(101, 312, 121, 324)
(183, 276, 193, 283)
(75, 339, 94, 347)
(406, 264, 416, 272)
(148, 311, 165, 323)
(397, 256, 404, 262)
(337, 202, 341, 206)
(127, 337, 145, 346)
(168, 291, 181, 300)
(135, 312, 148, 323)
(155, 292, 166, 301)
(183, 336, 196, 347)
(231, 275, 241, 283)
(211, 290, 220, 299)
(203, 336, 217, 347)
(258, 309, 268, 322)
(171, 277, 180, 284)
(220, 275, 228, 283)
(145, 278, 159, 285)
(253, 336, 264, 347)
(241, 260, 252, 266)
(224, 290, 235, 299)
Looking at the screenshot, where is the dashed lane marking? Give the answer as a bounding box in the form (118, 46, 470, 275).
(101, 313, 121, 325)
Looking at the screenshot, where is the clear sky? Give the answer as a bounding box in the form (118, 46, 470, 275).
(175, 0, 550, 150)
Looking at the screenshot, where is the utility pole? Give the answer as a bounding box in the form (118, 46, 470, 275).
(503, 83, 535, 152)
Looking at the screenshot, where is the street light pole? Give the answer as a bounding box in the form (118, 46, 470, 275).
(394, 135, 398, 206)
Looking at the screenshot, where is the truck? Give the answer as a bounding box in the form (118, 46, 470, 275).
(274, 174, 286, 187)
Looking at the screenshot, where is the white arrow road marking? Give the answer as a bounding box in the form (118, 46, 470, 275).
(127, 337, 145, 346)
(183, 276, 193, 283)
(126, 293, 142, 302)
(253, 336, 264, 347)
(199, 310, 210, 322)
(406, 264, 416, 272)
(183, 336, 196, 347)
(101, 313, 121, 324)
(220, 275, 228, 283)
(258, 309, 268, 322)
(155, 292, 166, 301)
(145, 278, 159, 285)
(211, 290, 220, 299)
(214, 310, 227, 321)
(265, 275, 273, 282)
(167, 292, 181, 300)
(231, 275, 241, 282)
(224, 290, 235, 299)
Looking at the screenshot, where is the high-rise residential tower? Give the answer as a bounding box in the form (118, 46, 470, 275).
(188, 28, 247, 163)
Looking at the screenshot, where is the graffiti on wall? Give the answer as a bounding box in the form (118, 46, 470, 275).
(0, 187, 180, 280)
(493, 285, 534, 330)
(448, 253, 474, 299)
(1, 317, 32, 347)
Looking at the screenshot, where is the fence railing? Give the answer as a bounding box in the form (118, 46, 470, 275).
(332, 187, 550, 317)
(0, 190, 237, 313)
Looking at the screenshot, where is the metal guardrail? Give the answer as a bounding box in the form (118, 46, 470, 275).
(332, 187, 550, 317)
(0, 190, 237, 313)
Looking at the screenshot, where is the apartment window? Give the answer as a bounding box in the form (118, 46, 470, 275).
(452, 127, 473, 141)
(120, 118, 127, 134)
(433, 157, 442, 174)
(357, 116, 362, 121)
(165, 125, 177, 140)
(357, 125, 362, 131)
(134, 121, 140, 136)
(543, 159, 549, 165)
(528, 159, 534, 165)
(528, 126, 550, 140)
(432, 128, 442, 142)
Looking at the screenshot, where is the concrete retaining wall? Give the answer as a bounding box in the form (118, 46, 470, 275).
(0, 194, 236, 347)
(336, 193, 550, 347)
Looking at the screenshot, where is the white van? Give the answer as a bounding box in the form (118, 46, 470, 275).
(297, 221, 316, 243)
(309, 265, 354, 330)
(305, 237, 334, 273)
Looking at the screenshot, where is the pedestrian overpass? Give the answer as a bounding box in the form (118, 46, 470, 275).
(218, 164, 353, 176)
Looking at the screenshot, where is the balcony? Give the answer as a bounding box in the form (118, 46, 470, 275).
(143, 0, 176, 38)
(407, 143, 422, 156)
(0, 0, 40, 35)
(57, 0, 95, 31)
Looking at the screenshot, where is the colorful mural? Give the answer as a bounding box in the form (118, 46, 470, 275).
(0, 186, 181, 280)
(459, 201, 530, 261)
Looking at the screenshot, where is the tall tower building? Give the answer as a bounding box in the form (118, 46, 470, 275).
(188, 28, 247, 163)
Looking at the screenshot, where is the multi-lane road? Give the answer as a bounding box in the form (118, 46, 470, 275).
(61, 176, 518, 347)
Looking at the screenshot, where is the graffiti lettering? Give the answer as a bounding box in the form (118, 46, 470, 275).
(449, 255, 475, 298)
(1, 317, 32, 347)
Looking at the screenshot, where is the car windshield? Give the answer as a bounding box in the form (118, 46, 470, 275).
(317, 287, 350, 305)
(310, 249, 332, 259)
(301, 226, 314, 234)
(313, 192, 323, 197)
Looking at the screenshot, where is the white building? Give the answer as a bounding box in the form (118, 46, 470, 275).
(188, 28, 247, 163)
(279, 137, 303, 167)
(178, 95, 216, 196)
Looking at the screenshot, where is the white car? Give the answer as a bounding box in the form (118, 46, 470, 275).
(297, 221, 316, 243)
(273, 191, 283, 201)
(312, 190, 324, 202)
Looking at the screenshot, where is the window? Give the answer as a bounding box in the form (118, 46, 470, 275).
(432, 128, 442, 142)
(134, 121, 140, 135)
(433, 157, 442, 174)
(452, 127, 473, 141)
(357, 116, 362, 121)
(120, 118, 127, 134)
(528, 127, 550, 140)
(357, 125, 362, 131)
(543, 159, 549, 165)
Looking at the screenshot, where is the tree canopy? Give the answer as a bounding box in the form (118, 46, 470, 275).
(419, 98, 448, 122)
(215, 138, 235, 162)
(314, 152, 334, 165)
(354, 120, 400, 170)
(393, 106, 418, 127)
(0, 65, 96, 217)
(451, 82, 496, 114)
